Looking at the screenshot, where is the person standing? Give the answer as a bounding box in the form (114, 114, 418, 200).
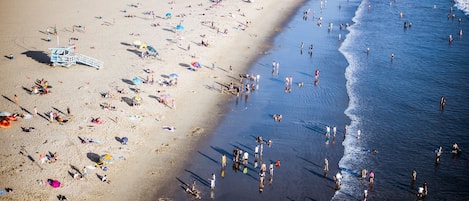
(435, 146, 442, 163)
(333, 126, 337, 137)
(369, 170, 375, 184)
(254, 145, 259, 160)
(13, 94, 18, 105)
(412, 169, 417, 181)
(209, 173, 216, 191)
(324, 158, 329, 174)
(221, 154, 226, 168)
(243, 151, 249, 165)
(33, 106, 38, 116)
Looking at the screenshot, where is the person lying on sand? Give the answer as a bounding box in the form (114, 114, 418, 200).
(162, 126, 175, 132)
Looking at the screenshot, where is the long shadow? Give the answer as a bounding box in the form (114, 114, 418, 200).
(52, 107, 65, 115)
(176, 177, 191, 192)
(120, 42, 132, 47)
(162, 28, 175, 33)
(67, 171, 75, 178)
(20, 106, 32, 115)
(304, 167, 335, 183)
(179, 63, 190, 67)
(184, 169, 210, 187)
(21, 51, 50, 64)
(37, 112, 49, 122)
(2, 95, 14, 104)
(121, 97, 133, 106)
(121, 78, 135, 85)
(268, 77, 285, 84)
(297, 155, 321, 168)
(235, 141, 254, 153)
(86, 152, 100, 163)
(126, 49, 141, 57)
(197, 151, 218, 165)
(22, 86, 33, 94)
(298, 71, 314, 79)
(304, 124, 326, 135)
(210, 146, 231, 159)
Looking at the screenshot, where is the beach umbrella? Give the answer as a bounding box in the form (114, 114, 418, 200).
(0, 111, 11, 117)
(169, 73, 179, 78)
(165, 13, 172, 18)
(176, 24, 184, 31)
(191, 61, 201, 67)
(133, 40, 142, 46)
(100, 154, 114, 164)
(147, 45, 157, 54)
(132, 77, 143, 85)
(121, 137, 128, 145)
(133, 96, 142, 103)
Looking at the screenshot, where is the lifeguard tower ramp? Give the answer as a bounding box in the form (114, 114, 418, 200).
(49, 46, 103, 69)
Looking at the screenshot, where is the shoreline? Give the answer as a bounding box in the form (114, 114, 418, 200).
(156, 0, 354, 199)
(0, 0, 309, 200)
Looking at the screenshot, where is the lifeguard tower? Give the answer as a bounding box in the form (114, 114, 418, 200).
(49, 46, 103, 69)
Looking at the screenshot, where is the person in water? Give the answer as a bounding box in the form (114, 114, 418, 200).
(440, 96, 446, 110)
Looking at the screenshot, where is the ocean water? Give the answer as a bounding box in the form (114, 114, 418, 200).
(159, 0, 469, 200)
(336, 0, 469, 200)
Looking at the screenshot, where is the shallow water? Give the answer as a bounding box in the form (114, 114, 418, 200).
(157, 0, 355, 200)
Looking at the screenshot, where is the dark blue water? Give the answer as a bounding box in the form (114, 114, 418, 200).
(158, 0, 469, 200)
(336, 0, 469, 200)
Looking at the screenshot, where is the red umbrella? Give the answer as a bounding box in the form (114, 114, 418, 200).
(191, 61, 201, 67)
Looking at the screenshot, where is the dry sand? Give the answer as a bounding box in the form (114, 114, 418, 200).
(0, 0, 304, 200)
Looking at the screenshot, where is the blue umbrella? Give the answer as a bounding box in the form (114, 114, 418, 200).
(169, 73, 179, 78)
(132, 77, 143, 85)
(121, 137, 128, 145)
(165, 13, 172, 17)
(176, 25, 184, 31)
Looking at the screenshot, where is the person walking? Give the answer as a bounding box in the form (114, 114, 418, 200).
(324, 158, 329, 174)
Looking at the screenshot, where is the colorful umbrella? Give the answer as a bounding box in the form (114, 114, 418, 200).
(133, 96, 142, 103)
(191, 61, 201, 67)
(100, 154, 114, 164)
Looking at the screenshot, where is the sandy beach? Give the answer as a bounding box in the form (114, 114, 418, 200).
(0, 0, 304, 200)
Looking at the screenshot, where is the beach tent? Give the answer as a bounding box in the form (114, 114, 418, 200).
(100, 154, 114, 164)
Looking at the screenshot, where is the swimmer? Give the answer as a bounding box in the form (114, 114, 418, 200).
(440, 96, 446, 110)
